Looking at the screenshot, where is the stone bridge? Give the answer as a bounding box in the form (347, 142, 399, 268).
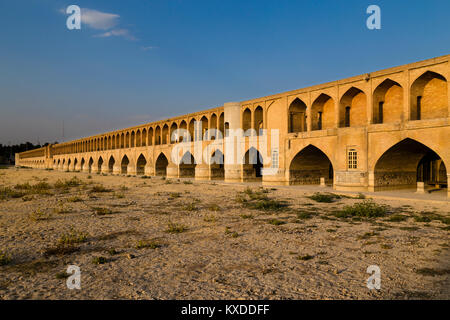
(17, 55, 450, 197)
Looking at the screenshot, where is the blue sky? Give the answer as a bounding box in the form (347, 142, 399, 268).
(0, 0, 449, 144)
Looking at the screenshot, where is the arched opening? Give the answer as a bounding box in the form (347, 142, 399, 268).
(121, 155, 129, 174)
(108, 156, 115, 173)
(179, 152, 196, 177)
(289, 145, 333, 185)
(136, 154, 147, 175)
(98, 156, 103, 173)
(373, 79, 403, 124)
(242, 108, 252, 135)
(374, 138, 447, 192)
(179, 120, 187, 142)
(210, 150, 224, 179)
(170, 122, 178, 143)
(218, 113, 225, 139)
(126, 132, 130, 148)
(148, 128, 153, 146)
(224, 122, 230, 137)
(210, 114, 217, 140)
(136, 130, 141, 147)
(120, 133, 125, 148)
(311, 94, 334, 130)
(188, 119, 196, 141)
(339, 87, 367, 127)
(155, 126, 161, 145)
(141, 129, 147, 146)
(243, 147, 263, 181)
(254, 106, 264, 135)
(288, 98, 307, 133)
(200, 116, 208, 140)
(155, 153, 168, 176)
(74, 158, 78, 171)
(162, 125, 169, 144)
(67, 159, 71, 170)
(88, 157, 94, 173)
(410, 71, 448, 120)
(80, 158, 85, 171)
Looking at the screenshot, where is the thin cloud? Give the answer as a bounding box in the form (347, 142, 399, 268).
(94, 29, 137, 41)
(141, 46, 158, 51)
(80, 8, 120, 30)
(60, 7, 136, 40)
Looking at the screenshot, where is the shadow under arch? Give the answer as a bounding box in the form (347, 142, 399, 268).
(179, 151, 196, 177)
(155, 153, 169, 176)
(121, 155, 129, 174)
(243, 147, 263, 181)
(289, 144, 333, 185)
(136, 154, 147, 175)
(210, 149, 224, 180)
(108, 156, 115, 173)
(373, 138, 447, 191)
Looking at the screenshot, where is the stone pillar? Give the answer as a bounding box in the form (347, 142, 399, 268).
(127, 164, 137, 176)
(416, 182, 425, 194)
(166, 163, 179, 179)
(195, 163, 210, 180)
(144, 164, 154, 176)
(112, 165, 121, 175)
(74, 162, 81, 171)
(225, 164, 242, 182)
(101, 163, 109, 174)
(368, 171, 375, 192)
(62, 163, 69, 171)
(320, 177, 326, 187)
(447, 174, 450, 198)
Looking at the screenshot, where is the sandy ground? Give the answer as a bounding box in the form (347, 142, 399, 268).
(0, 167, 448, 300)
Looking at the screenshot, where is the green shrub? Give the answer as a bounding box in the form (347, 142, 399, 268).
(92, 256, 108, 264)
(58, 228, 88, 245)
(308, 193, 340, 203)
(335, 200, 387, 218)
(136, 239, 161, 249)
(92, 207, 113, 216)
(29, 209, 52, 221)
(166, 222, 188, 234)
(0, 250, 12, 266)
(267, 219, 285, 226)
(297, 254, 314, 261)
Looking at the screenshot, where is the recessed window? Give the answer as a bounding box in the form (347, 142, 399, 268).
(347, 148, 357, 169)
(345, 106, 351, 127)
(271, 150, 279, 169)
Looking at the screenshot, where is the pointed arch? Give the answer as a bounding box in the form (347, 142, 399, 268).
(121, 155, 129, 174)
(289, 145, 333, 185)
(108, 156, 115, 173)
(179, 151, 196, 177)
(243, 147, 263, 181)
(210, 149, 224, 179)
(311, 94, 334, 130)
(155, 153, 168, 176)
(98, 156, 104, 173)
(410, 71, 448, 120)
(339, 87, 367, 127)
(242, 108, 252, 134)
(170, 122, 178, 143)
(373, 138, 447, 191)
(254, 106, 264, 135)
(288, 98, 307, 133)
(373, 79, 403, 124)
(136, 154, 147, 175)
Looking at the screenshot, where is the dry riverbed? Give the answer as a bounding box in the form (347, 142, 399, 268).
(0, 167, 449, 299)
